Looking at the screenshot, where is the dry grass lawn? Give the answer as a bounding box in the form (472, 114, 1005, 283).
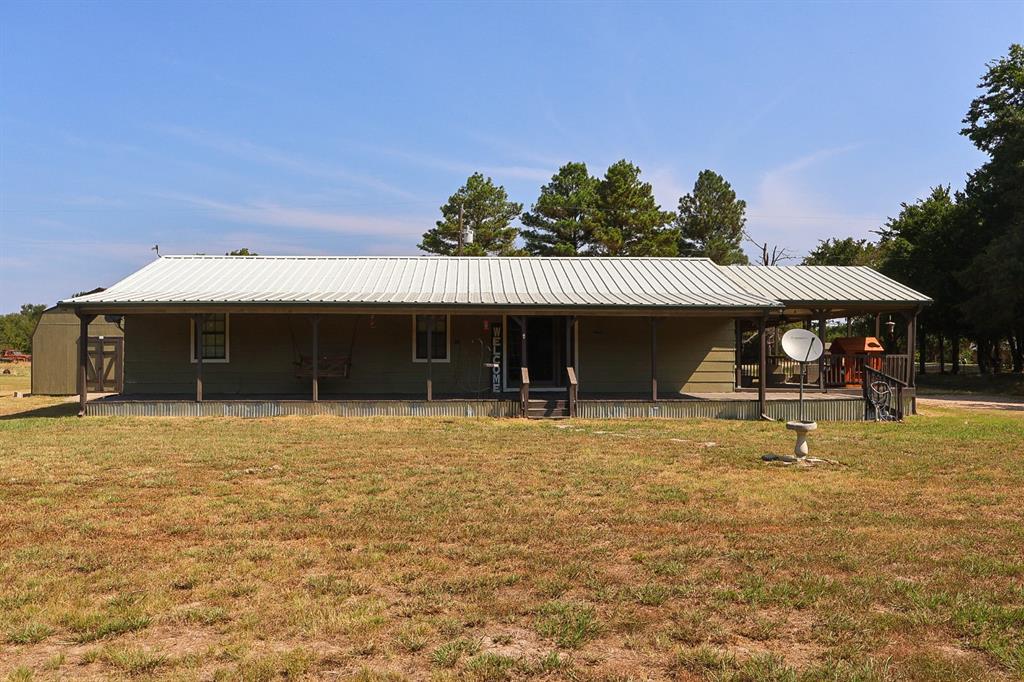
(1, 383, 1022, 680)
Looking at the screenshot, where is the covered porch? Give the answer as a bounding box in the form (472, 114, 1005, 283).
(62, 255, 931, 421)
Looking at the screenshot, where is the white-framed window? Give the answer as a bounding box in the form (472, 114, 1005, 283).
(412, 314, 450, 363)
(190, 313, 230, 363)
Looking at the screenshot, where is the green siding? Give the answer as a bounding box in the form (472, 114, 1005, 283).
(122, 313, 737, 396)
(30, 308, 123, 395)
(124, 313, 500, 396)
(578, 316, 735, 394)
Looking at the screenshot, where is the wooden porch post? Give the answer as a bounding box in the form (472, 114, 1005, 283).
(426, 314, 433, 401)
(76, 311, 95, 417)
(907, 311, 918, 387)
(918, 319, 926, 376)
(193, 314, 204, 402)
(875, 313, 881, 339)
(650, 317, 658, 402)
(817, 313, 827, 392)
(311, 315, 320, 402)
(520, 316, 528, 369)
(734, 319, 743, 390)
(938, 333, 945, 373)
(564, 316, 571, 372)
(758, 316, 767, 418)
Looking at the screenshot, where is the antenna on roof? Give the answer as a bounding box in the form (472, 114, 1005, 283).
(152, 244, 160, 257)
(456, 203, 473, 254)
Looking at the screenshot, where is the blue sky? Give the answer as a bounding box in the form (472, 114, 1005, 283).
(1, 1, 1020, 312)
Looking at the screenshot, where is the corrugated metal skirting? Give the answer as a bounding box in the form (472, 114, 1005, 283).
(87, 398, 869, 421)
(577, 398, 866, 421)
(87, 400, 520, 418)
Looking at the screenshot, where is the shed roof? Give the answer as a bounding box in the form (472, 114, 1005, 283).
(720, 265, 930, 306)
(62, 256, 781, 310)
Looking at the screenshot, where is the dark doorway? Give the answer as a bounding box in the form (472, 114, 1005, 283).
(507, 316, 574, 388)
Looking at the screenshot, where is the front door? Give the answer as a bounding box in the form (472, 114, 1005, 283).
(506, 316, 574, 389)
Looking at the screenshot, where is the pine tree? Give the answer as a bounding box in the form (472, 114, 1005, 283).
(418, 173, 523, 256)
(591, 160, 677, 256)
(675, 170, 749, 264)
(521, 162, 600, 256)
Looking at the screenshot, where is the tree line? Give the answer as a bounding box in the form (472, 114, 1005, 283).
(420, 44, 1023, 376)
(419, 161, 751, 264)
(803, 44, 1023, 375)
(0, 304, 47, 354)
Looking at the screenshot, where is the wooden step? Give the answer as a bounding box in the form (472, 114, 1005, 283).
(526, 398, 571, 419)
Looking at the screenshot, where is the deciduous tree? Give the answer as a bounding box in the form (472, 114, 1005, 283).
(802, 237, 884, 267)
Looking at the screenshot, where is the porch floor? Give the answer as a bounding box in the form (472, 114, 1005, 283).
(88, 390, 864, 403)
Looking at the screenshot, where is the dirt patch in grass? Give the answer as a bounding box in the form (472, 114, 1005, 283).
(1, 401, 1022, 679)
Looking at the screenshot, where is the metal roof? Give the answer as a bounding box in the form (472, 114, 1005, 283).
(62, 256, 781, 309)
(721, 265, 931, 305)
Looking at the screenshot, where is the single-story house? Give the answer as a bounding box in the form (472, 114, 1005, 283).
(60, 256, 930, 420)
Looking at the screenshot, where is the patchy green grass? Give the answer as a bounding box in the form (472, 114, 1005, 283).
(917, 371, 1024, 396)
(0, 394, 1022, 679)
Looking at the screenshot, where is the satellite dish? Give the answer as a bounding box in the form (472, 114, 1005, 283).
(781, 329, 824, 363)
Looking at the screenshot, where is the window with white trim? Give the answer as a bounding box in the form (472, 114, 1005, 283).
(190, 314, 230, 363)
(412, 314, 449, 362)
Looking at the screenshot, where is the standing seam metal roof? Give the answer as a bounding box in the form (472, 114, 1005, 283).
(61, 256, 931, 309)
(62, 256, 782, 308)
(720, 265, 930, 304)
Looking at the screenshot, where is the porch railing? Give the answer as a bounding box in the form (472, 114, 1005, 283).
(740, 353, 912, 389)
(519, 367, 530, 417)
(566, 366, 578, 418)
(863, 365, 906, 421)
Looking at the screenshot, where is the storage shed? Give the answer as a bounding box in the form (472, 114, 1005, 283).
(30, 307, 124, 395)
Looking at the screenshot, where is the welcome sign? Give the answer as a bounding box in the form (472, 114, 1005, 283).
(491, 323, 502, 393)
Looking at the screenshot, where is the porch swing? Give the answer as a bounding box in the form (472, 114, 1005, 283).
(293, 318, 358, 380)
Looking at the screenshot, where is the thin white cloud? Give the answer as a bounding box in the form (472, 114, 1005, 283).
(155, 125, 422, 200)
(163, 193, 427, 238)
(370, 146, 554, 183)
(745, 145, 884, 258)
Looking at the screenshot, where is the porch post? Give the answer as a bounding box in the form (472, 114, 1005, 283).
(650, 317, 658, 402)
(565, 316, 575, 381)
(758, 315, 767, 418)
(938, 333, 945, 373)
(426, 314, 433, 401)
(817, 313, 827, 393)
(520, 316, 528, 369)
(193, 314, 204, 402)
(875, 313, 881, 339)
(918, 318, 926, 377)
(907, 311, 918, 387)
(734, 319, 743, 390)
(76, 310, 95, 417)
(311, 315, 320, 402)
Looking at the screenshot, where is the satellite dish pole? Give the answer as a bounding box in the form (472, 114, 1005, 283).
(781, 328, 824, 458)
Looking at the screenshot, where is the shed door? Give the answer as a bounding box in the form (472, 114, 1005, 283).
(85, 337, 123, 393)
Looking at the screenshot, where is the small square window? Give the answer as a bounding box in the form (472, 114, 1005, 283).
(413, 315, 449, 362)
(191, 314, 230, 363)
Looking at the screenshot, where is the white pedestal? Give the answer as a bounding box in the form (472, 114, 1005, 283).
(785, 420, 818, 458)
